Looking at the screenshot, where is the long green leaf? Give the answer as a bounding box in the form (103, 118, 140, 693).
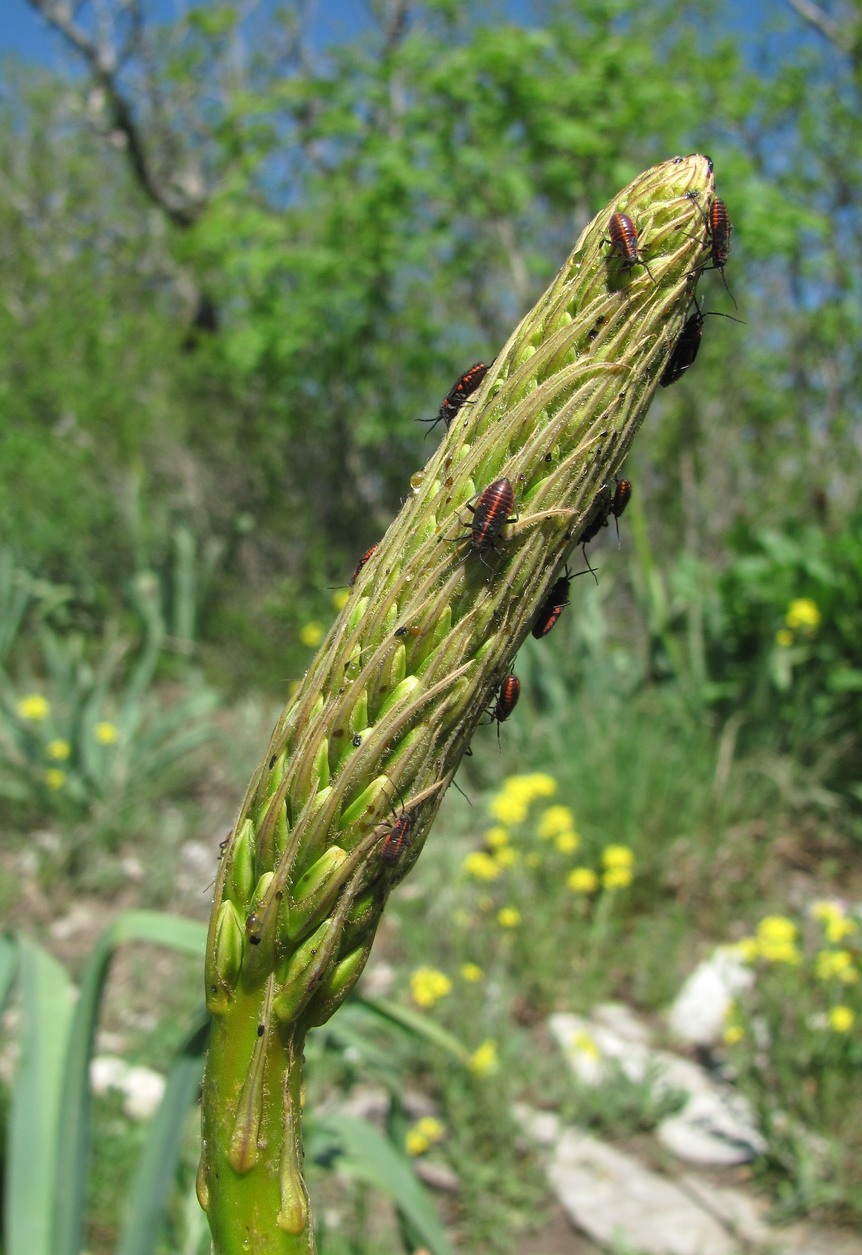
(53, 910, 208, 1255)
(0, 933, 18, 1012)
(352, 996, 470, 1063)
(5, 938, 75, 1255)
(117, 1010, 210, 1255)
(316, 1113, 453, 1255)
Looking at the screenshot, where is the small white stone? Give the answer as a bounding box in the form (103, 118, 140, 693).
(667, 946, 754, 1047)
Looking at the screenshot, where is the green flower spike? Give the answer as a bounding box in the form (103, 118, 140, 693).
(199, 154, 716, 1253)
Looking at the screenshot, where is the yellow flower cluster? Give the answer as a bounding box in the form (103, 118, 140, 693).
(462, 851, 502, 881)
(468, 1039, 499, 1077)
(815, 949, 859, 984)
(812, 900, 857, 944)
(488, 773, 556, 825)
(567, 867, 599, 894)
(828, 1005, 855, 1034)
(741, 915, 803, 965)
(46, 739, 70, 761)
(460, 962, 484, 983)
(405, 1116, 446, 1157)
(602, 844, 635, 890)
(497, 907, 520, 929)
(409, 967, 453, 1008)
(17, 693, 50, 721)
(299, 621, 324, 648)
(785, 598, 821, 632)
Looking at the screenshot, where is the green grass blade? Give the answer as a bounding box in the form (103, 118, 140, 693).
(0, 933, 18, 1011)
(315, 1113, 453, 1255)
(5, 937, 75, 1255)
(116, 1010, 210, 1255)
(352, 995, 471, 1063)
(53, 910, 208, 1255)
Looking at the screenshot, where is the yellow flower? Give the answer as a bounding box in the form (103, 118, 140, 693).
(554, 831, 580, 854)
(299, 621, 324, 648)
(484, 826, 509, 849)
(571, 1030, 601, 1061)
(602, 844, 634, 870)
(815, 950, 859, 983)
(537, 805, 575, 839)
(331, 589, 350, 611)
(567, 867, 599, 894)
(94, 722, 118, 745)
(44, 768, 66, 790)
(405, 1116, 445, 1155)
(489, 793, 529, 826)
(497, 907, 521, 929)
(463, 851, 502, 881)
(602, 866, 633, 890)
(410, 967, 453, 1008)
(775, 628, 794, 649)
(828, 1005, 855, 1034)
(468, 1039, 499, 1076)
(405, 1127, 430, 1156)
(812, 901, 857, 944)
(785, 598, 820, 632)
(723, 1023, 745, 1046)
(494, 846, 519, 869)
(17, 693, 50, 721)
(46, 739, 71, 761)
(756, 915, 801, 964)
(460, 963, 484, 983)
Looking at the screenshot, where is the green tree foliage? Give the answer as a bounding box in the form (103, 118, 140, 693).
(3, 0, 861, 691)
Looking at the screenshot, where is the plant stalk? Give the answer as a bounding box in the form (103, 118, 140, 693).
(199, 154, 716, 1253)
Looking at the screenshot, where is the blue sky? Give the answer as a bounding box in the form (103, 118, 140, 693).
(1, 0, 378, 65)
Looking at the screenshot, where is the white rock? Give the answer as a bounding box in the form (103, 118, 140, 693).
(121, 1065, 166, 1120)
(549, 1011, 764, 1166)
(548, 1129, 740, 1255)
(658, 1088, 766, 1165)
(90, 1055, 165, 1120)
(667, 946, 754, 1048)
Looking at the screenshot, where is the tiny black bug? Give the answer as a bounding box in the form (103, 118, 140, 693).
(605, 212, 656, 284)
(421, 361, 489, 436)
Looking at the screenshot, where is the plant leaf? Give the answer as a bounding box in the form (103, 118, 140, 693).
(6, 937, 75, 1255)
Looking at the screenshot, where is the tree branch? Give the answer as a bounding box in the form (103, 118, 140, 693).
(27, 0, 206, 226)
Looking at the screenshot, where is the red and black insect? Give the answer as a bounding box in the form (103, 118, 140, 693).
(379, 809, 415, 864)
(532, 567, 575, 639)
(489, 673, 521, 741)
(612, 477, 632, 521)
(464, 476, 517, 553)
(606, 212, 656, 284)
(422, 361, 489, 435)
(350, 543, 378, 586)
(660, 297, 744, 388)
(709, 198, 731, 272)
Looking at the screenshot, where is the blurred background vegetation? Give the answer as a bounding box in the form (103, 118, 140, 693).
(1, 0, 861, 1251)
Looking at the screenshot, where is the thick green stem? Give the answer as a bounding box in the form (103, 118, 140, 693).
(199, 154, 716, 1252)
